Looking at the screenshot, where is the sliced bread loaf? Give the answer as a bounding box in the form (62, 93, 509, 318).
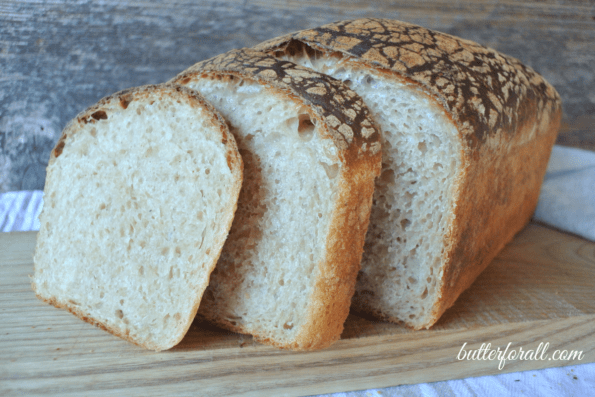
(32, 84, 243, 351)
(254, 18, 563, 329)
(170, 49, 382, 350)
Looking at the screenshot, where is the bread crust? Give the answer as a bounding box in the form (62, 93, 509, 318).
(171, 49, 382, 350)
(32, 84, 243, 351)
(254, 18, 562, 329)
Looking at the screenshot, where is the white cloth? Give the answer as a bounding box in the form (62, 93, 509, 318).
(0, 190, 43, 232)
(1, 145, 594, 396)
(318, 364, 593, 396)
(534, 145, 595, 241)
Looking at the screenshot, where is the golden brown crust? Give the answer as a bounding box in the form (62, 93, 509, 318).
(171, 49, 382, 350)
(255, 18, 562, 329)
(33, 84, 244, 351)
(431, 108, 561, 327)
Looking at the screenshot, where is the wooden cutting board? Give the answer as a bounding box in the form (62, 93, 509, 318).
(1, 223, 594, 396)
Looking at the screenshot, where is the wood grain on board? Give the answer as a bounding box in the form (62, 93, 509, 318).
(1, 223, 594, 396)
(1, 0, 595, 192)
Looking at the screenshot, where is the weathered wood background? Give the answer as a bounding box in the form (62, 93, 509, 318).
(1, 0, 594, 192)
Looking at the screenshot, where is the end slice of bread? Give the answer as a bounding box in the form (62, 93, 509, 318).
(255, 18, 563, 329)
(171, 49, 382, 350)
(32, 84, 243, 351)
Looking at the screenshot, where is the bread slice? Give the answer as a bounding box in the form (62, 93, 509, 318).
(32, 84, 243, 351)
(170, 49, 382, 350)
(254, 18, 563, 329)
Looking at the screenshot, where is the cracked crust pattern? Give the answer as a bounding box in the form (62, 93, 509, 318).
(173, 48, 381, 158)
(254, 18, 562, 148)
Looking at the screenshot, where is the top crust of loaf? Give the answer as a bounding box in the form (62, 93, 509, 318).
(33, 84, 243, 351)
(173, 48, 381, 162)
(254, 18, 562, 149)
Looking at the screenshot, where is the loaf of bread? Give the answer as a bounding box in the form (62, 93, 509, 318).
(170, 49, 382, 350)
(32, 84, 243, 351)
(254, 18, 562, 329)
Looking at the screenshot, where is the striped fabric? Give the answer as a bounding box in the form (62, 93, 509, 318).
(0, 190, 43, 232)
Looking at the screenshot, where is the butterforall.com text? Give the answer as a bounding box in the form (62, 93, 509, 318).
(457, 342, 584, 370)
